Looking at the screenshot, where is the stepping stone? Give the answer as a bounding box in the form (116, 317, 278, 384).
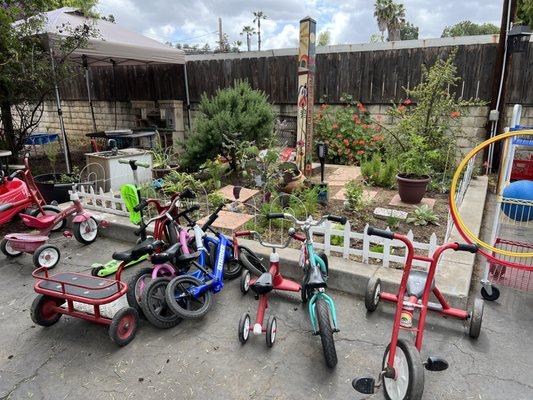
(197, 211, 253, 231)
(373, 207, 408, 221)
(328, 166, 361, 187)
(218, 185, 259, 203)
(388, 194, 436, 209)
(332, 188, 377, 202)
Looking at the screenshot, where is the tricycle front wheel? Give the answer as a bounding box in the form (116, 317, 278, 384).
(33, 244, 60, 269)
(109, 307, 139, 346)
(316, 298, 337, 368)
(73, 216, 99, 244)
(30, 295, 64, 327)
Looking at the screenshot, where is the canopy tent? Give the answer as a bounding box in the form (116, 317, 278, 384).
(24, 8, 188, 172)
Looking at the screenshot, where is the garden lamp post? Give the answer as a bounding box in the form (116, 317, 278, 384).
(316, 141, 328, 205)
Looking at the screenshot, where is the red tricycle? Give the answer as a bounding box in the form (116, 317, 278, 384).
(1, 188, 102, 270)
(30, 243, 153, 345)
(353, 227, 483, 400)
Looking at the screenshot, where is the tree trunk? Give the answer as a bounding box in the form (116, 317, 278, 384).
(0, 99, 16, 159)
(258, 20, 261, 51)
(247, 34, 251, 51)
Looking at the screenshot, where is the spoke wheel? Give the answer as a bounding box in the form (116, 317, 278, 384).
(165, 275, 213, 319)
(265, 315, 277, 347)
(240, 270, 251, 295)
(365, 277, 381, 312)
(239, 247, 267, 276)
(223, 258, 242, 280)
(316, 298, 337, 368)
(238, 312, 251, 344)
(29, 206, 65, 232)
(73, 217, 99, 244)
(382, 338, 425, 400)
(33, 244, 60, 269)
(0, 238, 22, 257)
(126, 267, 153, 319)
(140, 277, 183, 329)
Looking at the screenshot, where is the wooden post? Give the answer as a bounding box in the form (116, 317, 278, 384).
(296, 17, 316, 177)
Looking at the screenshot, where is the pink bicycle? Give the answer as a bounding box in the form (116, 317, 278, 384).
(0, 187, 103, 269)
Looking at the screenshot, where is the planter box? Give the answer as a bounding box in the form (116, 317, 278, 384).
(85, 148, 152, 192)
(34, 174, 74, 204)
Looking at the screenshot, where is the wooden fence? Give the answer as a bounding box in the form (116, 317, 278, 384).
(59, 42, 533, 105)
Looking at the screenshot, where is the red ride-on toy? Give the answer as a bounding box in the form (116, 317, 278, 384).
(235, 228, 301, 347)
(30, 243, 155, 346)
(353, 227, 483, 400)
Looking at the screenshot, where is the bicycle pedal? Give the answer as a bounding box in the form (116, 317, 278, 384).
(333, 328, 340, 333)
(312, 331, 319, 336)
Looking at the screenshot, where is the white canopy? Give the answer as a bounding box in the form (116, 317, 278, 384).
(43, 7, 185, 66)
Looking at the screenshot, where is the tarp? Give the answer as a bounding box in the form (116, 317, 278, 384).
(42, 7, 185, 65)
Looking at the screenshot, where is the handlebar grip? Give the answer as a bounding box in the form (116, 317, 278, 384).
(290, 232, 306, 242)
(8, 170, 22, 181)
(133, 199, 148, 212)
(201, 204, 224, 231)
(367, 226, 394, 240)
(0, 203, 13, 212)
(455, 243, 478, 253)
(327, 215, 347, 225)
(234, 230, 251, 238)
(267, 213, 285, 219)
(134, 224, 145, 236)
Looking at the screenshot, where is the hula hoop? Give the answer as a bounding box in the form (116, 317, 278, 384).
(449, 130, 533, 259)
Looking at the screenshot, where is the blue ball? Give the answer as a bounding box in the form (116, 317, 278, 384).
(501, 180, 533, 221)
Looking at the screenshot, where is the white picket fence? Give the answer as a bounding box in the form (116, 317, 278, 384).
(76, 186, 130, 216)
(310, 221, 438, 268)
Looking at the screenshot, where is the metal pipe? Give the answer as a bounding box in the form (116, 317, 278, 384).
(183, 62, 192, 130)
(83, 55, 97, 132)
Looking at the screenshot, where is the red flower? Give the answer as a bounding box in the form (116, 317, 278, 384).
(357, 102, 367, 112)
(372, 135, 384, 142)
(450, 111, 460, 118)
(357, 139, 366, 145)
(336, 133, 343, 139)
(332, 123, 339, 130)
(374, 125, 382, 132)
(343, 138, 350, 146)
(362, 124, 370, 129)
(403, 99, 412, 105)
(357, 150, 365, 155)
(352, 114, 361, 124)
(398, 105, 406, 113)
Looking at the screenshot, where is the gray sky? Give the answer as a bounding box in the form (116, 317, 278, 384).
(96, 0, 503, 49)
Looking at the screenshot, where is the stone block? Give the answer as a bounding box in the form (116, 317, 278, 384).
(373, 207, 408, 220)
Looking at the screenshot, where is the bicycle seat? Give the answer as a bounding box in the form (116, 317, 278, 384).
(112, 237, 155, 262)
(150, 243, 181, 264)
(406, 270, 434, 299)
(20, 213, 57, 229)
(251, 272, 273, 295)
(305, 266, 327, 289)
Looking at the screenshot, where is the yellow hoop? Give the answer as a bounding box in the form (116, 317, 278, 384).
(449, 130, 533, 258)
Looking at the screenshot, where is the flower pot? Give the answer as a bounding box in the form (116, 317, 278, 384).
(280, 171, 305, 194)
(152, 164, 179, 180)
(35, 174, 75, 204)
(396, 174, 430, 204)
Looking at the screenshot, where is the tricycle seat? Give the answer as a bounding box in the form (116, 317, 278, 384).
(112, 237, 154, 262)
(35, 272, 123, 301)
(406, 270, 435, 299)
(20, 213, 57, 229)
(251, 272, 273, 295)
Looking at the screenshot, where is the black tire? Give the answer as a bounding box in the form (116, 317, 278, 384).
(480, 286, 500, 301)
(207, 242, 216, 268)
(109, 307, 139, 346)
(240, 270, 251, 295)
(0, 238, 23, 258)
(469, 297, 484, 339)
(315, 298, 338, 368)
(126, 267, 153, 319)
(30, 295, 63, 326)
(301, 285, 312, 304)
(238, 312, 251, 344)
(165, 275, 213, 319)
(223, 259, 242, 280)
(382, 338, 425, 400)
(140, 277, 183, 329)
(265, 315, 277, 348)
(73, 216, 99, 245)
(365, 277, 381, 312)
(29, 205, 65, 232)
(239, 247, 267, 276)
(318, 253, 329, 278)
(33, 244, 60, 269)
(91, 266, 104, 277)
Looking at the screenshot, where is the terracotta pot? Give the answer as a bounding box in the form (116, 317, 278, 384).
(281, 171, 305, 193)
(152, 165, 179, 179)
(396, 174, 430, 204)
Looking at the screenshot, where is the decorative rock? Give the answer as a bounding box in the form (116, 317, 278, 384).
(373, 207, 408, 221)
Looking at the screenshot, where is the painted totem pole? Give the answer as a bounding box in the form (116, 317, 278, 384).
(296, 17, 317, 178)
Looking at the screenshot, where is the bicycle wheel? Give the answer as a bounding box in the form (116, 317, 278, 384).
(239, 246, 267, 276)
(140, 277, 182, 329)
(382, 338, 425, 400)
(165, 275, 213, 319)
(315, 297, 337, 368)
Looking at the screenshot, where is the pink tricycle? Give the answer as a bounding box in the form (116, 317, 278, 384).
(0, 188, 103, 269)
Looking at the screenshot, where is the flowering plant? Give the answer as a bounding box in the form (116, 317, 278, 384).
(314, 94, 383, 165)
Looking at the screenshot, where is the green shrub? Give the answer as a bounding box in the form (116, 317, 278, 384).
(162, 170, 204, 195)
(344, 180, 366, 211)
(182, 80, 276, 170)
(407, 204, 440, 226)
(361, 154, 398, 188)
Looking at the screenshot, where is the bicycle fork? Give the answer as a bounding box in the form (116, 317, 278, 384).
(308, 291, 339, 335)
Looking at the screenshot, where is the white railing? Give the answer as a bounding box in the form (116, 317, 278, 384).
(310, 221, 438, 268)
(76, 185, 129, 216)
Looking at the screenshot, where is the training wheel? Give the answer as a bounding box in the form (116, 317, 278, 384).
(266, 315, 277, 348)
(238, 312, 251, 344)
(468, 297, 484, 339)
(109, 307, 139, 346)
(240, 270, 251, 295)
(480, 285, 500, 301)
(365, 277, 381, 312)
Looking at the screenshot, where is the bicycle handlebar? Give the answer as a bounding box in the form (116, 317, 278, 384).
(243, 229, 294, 250)
(118, 159, 150, 168)
(454, 243, 478, 253)
(267, 213, 347, 229)
(200, 204, 224, 233)
(367, 226, 394, 240)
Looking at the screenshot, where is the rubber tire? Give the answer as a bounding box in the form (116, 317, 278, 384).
(165, 275, 213, 319)
(240, 270, 251, 295)
(91, 266, 104, 277)
(73, 216, 99, 245)
(315, 298, 338, 368)
(207, 242, 216, 268)
(480, 286, 500, 301)
(29, 205, 65, 232)
(239, 247, 267, 276)
(301, 285, 312, 304)
(0, 238, 23, 258)
(265, 315, 277, 348)
(33, 244, 60, 269)
(126, 267, 153, 320)
(109, 307, 139, 346)
(140, 277, 183, 329)
(382, 338, 425, 400)
(468, 297, 484, 339)
(223, 259, 242, 280)
(238, 312, 251, 344)
(365, 277, 381, 312)
(30, 295, 63, 326)
(318, 253, 329, 277)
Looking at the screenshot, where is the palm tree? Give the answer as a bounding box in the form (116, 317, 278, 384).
(387, 2, 405, 41)
(252, 11, 267, 51)
(374, 0, 392, 42)
(240, 25, 256, 51)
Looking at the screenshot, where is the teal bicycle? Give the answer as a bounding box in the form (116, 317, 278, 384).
(267, 212, 347, 368)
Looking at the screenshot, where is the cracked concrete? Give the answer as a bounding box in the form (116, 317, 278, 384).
(0, 208, 532, 400)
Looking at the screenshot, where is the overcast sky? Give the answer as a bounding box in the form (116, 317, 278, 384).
(96, 0, 503, 49)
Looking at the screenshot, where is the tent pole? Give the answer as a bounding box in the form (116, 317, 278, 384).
(50, 49, 72, 174)
(111, 59, 117, 129)
(183, 62, 192, 130)
(83, 55, 97, 132)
